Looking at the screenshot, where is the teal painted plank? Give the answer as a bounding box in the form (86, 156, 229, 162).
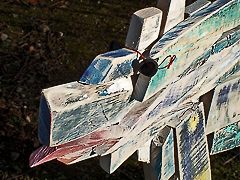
(176, 103, 211, 180)
(211, 121, 240, 155)
(146, 0, 240, 100)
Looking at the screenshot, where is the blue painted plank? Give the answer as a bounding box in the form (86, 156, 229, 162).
(80, 48, 137, 85)
(176, 103, 211, 180)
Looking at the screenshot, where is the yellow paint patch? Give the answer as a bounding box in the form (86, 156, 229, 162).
(188, 114, 199, 133)
(194, 168, 211, 180)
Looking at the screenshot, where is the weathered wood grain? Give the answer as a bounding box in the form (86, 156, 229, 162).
(211, 121, 240, 155)
(31, 0, 240, 176)
(125, 7, 162, 52)
(146, 0, 240, 100)
(99, 37, 239, 174)
(176, 103, 211, 180)
(39, 77, 132, 146)
(185, 0, 211, 17)
(142, 142, 162, 180)
(33, 34, 239, 169)
(138, 139, 152, 163)
(157, 0, 185, 34)
(80, 48, 137, 84)
(160, 128, 175, 180)
(206, 76, 240, 134)
(30, 126, 123, 167)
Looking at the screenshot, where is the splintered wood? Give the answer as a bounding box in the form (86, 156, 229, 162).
(30, 0, 240, 179)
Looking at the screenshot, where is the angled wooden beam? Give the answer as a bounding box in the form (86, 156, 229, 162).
(30, 126, 123, 167)
(146, 0, 240, 100)
(99, 37, 239, 173)
(185, 0, 211, 17)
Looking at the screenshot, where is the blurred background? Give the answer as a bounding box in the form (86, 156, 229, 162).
(0, 0, 239, 179)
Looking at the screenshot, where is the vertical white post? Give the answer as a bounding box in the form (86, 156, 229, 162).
(157, 0, 186, 34)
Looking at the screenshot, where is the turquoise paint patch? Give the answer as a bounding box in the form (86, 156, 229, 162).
(211, 122, 240, 154)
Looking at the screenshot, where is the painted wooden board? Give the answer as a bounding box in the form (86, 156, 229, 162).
(125, 7, 162, 52)
(211, 121, 240, 155)
(57, 139, 119, 165)
(176, 103, 211, 180)
(185, 0, 211, 17)
(30, 125, 124, 167)
(80, 48, 137, 84)
(31, 0, 240, 174)
(100, 38, 239, 174)
(146, 0, 240, 100)
(157, 0, 185, 34)
(160, 128, 175, 180)
(206, 76, 240, 134)
(32, 36, 239, 170)
(39, 77, 132, 146)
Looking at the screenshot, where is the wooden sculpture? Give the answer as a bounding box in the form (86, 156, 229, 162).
(30, 0, 240, 179)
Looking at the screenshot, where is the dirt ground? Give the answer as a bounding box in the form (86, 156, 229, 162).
(0, 0, 239, 179)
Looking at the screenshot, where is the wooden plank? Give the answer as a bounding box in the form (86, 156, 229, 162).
(99, 37, 239, 174)
(30, 126, 123, 167)
(57, 139, 118, 165)
(32, 0, 240, 172)
(160, 128, 175, 180)
(125, 7, 162, 52)
(39, 77, 133, 146)
(146, 0, 240, 100)
(176, 103, 211, 180)
(156, 0, 186, 34)
(137, 139, 152, 163)
(206, 76, 240, 134)
(143, 142, 162, 180)
(80, 48, 137, 84)
(185, 0, 211, 17)
(141, 126, 172, 180)
(210, 121, 240, 155)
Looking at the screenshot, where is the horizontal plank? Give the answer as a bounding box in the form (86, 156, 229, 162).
(39, 77, 132, 146)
